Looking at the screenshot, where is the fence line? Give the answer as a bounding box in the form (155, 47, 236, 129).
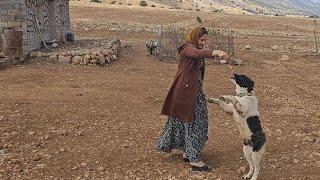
(154, 25, 236, 61)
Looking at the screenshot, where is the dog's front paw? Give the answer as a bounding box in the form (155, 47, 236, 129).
(220, 95, 235, 103)
(219, 96, 229, 102)
(219, 96, 226, 101)
(243, 172, 254, 180)
(207, 98, 220, 104)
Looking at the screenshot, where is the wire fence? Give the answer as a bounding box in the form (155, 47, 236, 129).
(152, 25, 236, 61)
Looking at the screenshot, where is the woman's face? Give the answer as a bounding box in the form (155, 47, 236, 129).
(198, 34, 208, 49)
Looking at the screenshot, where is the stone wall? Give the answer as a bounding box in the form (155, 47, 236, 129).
(25, 0, 71, 53)
(56, 0, 71, 38)
(25, 0, 50, 52)
(0, 0, 27, 52)
(0, 0, 71, 54)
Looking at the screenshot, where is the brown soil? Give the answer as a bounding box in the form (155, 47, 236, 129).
(1, 3, 319, 180)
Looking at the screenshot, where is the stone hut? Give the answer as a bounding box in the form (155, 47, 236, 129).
(0, 0, 72, 56)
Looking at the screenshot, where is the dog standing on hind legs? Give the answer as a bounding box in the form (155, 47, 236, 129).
(208, 73, 266, 180)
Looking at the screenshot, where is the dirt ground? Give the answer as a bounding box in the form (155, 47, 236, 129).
(1, 3, 320, 180)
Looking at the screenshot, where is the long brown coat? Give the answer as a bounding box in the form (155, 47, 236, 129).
(161, 44, 213, 123)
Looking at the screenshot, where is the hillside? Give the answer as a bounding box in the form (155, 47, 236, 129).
(88, 0, 320, 16)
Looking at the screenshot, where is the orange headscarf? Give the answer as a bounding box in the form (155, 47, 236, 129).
(186, 26, 202, 46)
(177, 26, 204, 53)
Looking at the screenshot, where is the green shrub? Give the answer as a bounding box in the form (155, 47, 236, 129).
(196, 16, 202, 23)
(90, 0, 101, 3)
(139, 0, 148, 7)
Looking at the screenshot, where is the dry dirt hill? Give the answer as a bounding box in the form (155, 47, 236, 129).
(89, 0, 320, 15)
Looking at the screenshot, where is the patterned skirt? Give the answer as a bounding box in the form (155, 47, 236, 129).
(155, 75, 208, 162)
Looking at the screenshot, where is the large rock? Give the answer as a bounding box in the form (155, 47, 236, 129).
(82, 55, 90, 65)
(111, 55, 117, 61)
(90, 52, 98, 59)
(52, 43, 58, 48)
(97, 53, 104, 60)
(30, 52, 38, 58)
(279, 54, 290, 62)
(58, 56, 71, 64)
(48, 55, 58, 62)
(271, 45, 279, 50)
(72, 56, 82, 65)
(70, 51, 76, 57)
(101, 49, 109, 56)
(90, 58, 99, 64)
(105, 56, 111, 64)
(100, 58, 106, 65)
(244, 45, 251, 50)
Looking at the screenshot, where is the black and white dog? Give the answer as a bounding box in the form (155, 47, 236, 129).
(208, 73, 266, 180)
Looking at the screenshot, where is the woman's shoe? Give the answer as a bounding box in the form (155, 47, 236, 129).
(191, 164, 212, 172)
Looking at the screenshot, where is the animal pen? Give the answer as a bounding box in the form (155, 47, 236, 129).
(153, 25, 236, 61)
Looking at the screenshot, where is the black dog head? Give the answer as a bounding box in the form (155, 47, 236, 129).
(231, 73, 255, 93)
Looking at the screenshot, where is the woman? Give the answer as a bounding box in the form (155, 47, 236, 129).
(155, 26, 227, 171)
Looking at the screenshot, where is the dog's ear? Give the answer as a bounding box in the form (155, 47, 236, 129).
(233, 73, 239, 79)
(230, 73, 236, 79)
(247, 80, 254, 92)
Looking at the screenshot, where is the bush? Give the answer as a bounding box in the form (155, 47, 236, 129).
(119, 2, 122, 5)
(151, 5, 156, 7)
(127, 3, 132, 5)
(110, 1, 116, 4)
(90, 0, 101, 3)
(196, 16, 203, 23)
(139, 0, 148, 7)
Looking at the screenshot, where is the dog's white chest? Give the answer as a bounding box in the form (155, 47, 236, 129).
(233, 96, 259, 139)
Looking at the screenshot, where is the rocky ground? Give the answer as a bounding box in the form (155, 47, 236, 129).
(1, 2, 320, 180)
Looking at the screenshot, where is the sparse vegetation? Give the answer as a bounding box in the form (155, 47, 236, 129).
(309, 15, 319, 19)
(90, 0, 101, 3)
(196, 16, 203, 24)
(139, 0, 148, 7)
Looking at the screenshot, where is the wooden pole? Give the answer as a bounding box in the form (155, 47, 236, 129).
(314, 19, 318, 54)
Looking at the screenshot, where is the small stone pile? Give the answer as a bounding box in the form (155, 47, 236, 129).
(29, 39, 121, 67)
(51, 39, 121, 66)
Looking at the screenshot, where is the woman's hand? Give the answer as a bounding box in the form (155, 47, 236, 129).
(212, 50, 228, 58)
(218, 51, 228, 58)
